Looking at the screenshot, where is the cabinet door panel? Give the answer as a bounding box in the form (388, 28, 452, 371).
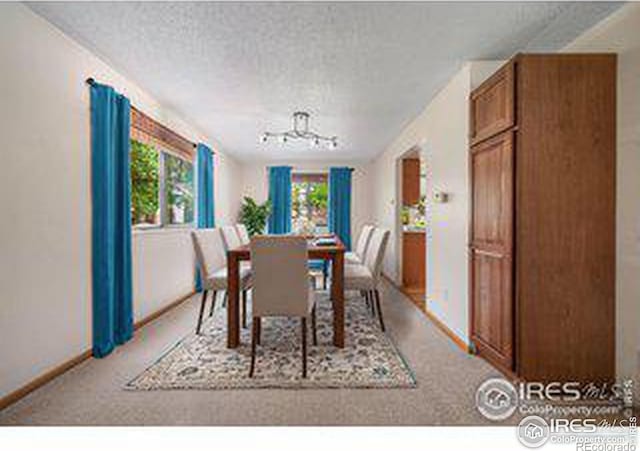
(402, 158, 421, 206)
(470, 131, 514, 372)
(471, 253, 513, 370)
(470, 63, 515, 145)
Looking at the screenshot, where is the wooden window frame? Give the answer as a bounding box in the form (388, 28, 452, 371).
(130, 106, 196, 161)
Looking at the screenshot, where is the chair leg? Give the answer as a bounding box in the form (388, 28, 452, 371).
(256, 316, 261, 345)
(367, 290, 375, 316)
(196, 290, 208, 335)
(374, 289, 386, 332)
(323, 272, 327, 290)
(362, 290, 370, 309)
(242, 289, 248, 329)
(301, 317, 307, 378)
(222, 291, 228, 308)
(208, 290, 217, 317)
(249, 317, 258, 377)
(311, 305, 318, 346)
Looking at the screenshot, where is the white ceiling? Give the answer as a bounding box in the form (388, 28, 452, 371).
(29, 2, 621, 162)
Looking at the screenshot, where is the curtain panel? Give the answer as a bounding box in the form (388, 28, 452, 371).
(329, 167, 353, 250)
(268, 166, 292, 234)
(90, 82, 134, 358)
(195, 144, 215, 291)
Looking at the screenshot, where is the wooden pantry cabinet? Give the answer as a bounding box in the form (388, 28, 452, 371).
(469, 54, 616, 383)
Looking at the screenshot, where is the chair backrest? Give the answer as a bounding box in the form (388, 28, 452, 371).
(363, 228, 390, 280)
(221, 225, 243, 250)
(236, 224, 251, 246)
(354, 224, 374, 258)
(191, 228, 226, 280)
(250, 236, 311, 317)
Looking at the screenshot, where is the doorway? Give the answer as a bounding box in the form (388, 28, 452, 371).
(396, 148, 426, 311)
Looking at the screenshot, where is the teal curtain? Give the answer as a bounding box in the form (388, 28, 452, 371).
(195, 144, 215, 291)
(329, 167, 353, 250)
(90, 81, 133, 358)
(268, 166, 292, 234)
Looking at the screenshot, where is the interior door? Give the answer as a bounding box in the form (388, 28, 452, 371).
(470, 131, 514, 373)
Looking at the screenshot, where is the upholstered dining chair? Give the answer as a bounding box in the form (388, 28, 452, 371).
(221, 225, 243, 250)
(220, 225, 253, 326)
(249, 236, 317, 378)
(191, 228, 252, 334)
(344, 228, 390, 331)
(345, 224, 374, 265)
(236, 224, 251, 246)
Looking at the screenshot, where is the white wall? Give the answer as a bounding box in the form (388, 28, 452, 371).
(562, 2, 640, 396)
(239, 160, 373, 243)
(0, 3, 243, 397)
(371, 62, 501, 343)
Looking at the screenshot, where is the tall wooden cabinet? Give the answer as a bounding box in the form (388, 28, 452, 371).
(469, 54, 616, 383)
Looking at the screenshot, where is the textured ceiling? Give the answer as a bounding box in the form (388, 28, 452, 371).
(29, 2, 622, 162)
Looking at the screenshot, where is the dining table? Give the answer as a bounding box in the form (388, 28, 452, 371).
(226, 234, 346, 349)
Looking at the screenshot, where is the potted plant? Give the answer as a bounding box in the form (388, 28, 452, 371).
(238, 196, 271, 236)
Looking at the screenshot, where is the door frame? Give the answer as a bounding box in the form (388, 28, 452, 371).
(393, 144, 426, 289)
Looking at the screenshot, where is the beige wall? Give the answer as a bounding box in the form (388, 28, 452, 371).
(371, 62, 501, 343)
(0, 4, 243, 397)
(562, 2, 640, 393)
(240, 160, 374, 243)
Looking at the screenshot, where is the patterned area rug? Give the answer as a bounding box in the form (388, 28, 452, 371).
(126, 291, 416, 390)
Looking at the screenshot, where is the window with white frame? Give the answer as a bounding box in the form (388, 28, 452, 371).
(291, 172, 328, 234)
(130, 107, 195, 228)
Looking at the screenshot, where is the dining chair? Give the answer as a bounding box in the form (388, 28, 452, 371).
(221, 225, 243, 250)
(249, 235, 317, 378)
(308, 259, 329, 290)
(344, 228, 390, 331)
(220, 224, 254, 325)
(191, 228, 252, 334)
(236, 224, 251, 246)
(345, 224, 374, 265)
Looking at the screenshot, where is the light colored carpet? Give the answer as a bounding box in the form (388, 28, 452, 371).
(0, 281, 503, 425)
(126, 293, 416, 390)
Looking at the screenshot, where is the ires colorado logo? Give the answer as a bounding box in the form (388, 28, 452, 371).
(476, 377, 632, 422)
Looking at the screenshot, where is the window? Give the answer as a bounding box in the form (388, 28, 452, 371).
(129, 107, 195, 228)
(292, 173, 328, 234)
(163, 152, 194, 225)
(130, 140, 160, 226)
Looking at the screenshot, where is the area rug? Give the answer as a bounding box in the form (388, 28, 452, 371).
(126, 291, 416, 390)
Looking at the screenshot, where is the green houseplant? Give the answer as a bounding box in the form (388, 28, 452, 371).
(238, 196, 271, 236)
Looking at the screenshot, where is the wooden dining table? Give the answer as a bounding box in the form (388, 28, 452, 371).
(226, 235, 346, 349)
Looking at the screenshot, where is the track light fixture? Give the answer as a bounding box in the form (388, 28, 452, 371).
(261, 112, 338, 149)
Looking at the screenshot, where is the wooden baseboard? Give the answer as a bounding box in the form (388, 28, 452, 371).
(134, 290, 195, 331)
(423, 308, 471, 354)
(381, 272, 402, 291)
(0, 290, 196, 412)
(0, 349, 93, 411)
(382, 273, 470, 354)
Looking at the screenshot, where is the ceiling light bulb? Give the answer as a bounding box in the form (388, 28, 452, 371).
(314, 138, 320, 146)
(281, 135, 287, 143)
(331, 139, 338, 149)
(261, 134, 268, 143)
